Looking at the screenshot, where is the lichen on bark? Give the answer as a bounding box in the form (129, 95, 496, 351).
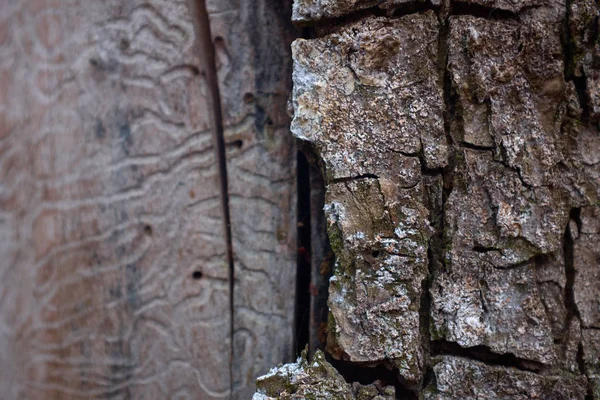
(265, 0, 600, 396)
(424, 356, 588, 399)
(431, 6, 600, 367)
(291, 11, 447, 384)
(253, 350, 395, 399)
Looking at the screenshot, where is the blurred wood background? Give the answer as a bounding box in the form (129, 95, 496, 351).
(0, 0, 297, 398)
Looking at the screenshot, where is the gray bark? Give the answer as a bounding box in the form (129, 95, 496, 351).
(255, 0, 600, 398)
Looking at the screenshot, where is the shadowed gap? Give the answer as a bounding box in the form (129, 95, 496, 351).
(295, 152, 312, 355)
(308, 161, 333, 359)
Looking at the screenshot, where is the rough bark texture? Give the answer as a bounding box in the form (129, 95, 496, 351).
(253, 350, 395, 399)
(292, 12, 446, 385)
(254, 0, 600, 397)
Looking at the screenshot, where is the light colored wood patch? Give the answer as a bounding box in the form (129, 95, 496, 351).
(0, 1, 231, 398)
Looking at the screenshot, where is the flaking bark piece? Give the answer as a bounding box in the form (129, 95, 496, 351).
(430, 13, 589, 366)
(292, 0, 441, 24)
(253, 350, 395, 399)
(424, 356, 588, 399)
(291, 12, 446, 383)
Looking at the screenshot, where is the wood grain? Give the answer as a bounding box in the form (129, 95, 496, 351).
(0, 1, 231, 398)
(206, 1, 298, 398)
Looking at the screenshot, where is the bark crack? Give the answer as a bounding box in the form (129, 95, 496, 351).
(331, 173, 380, 183)
(430, 340, 546, 372)
(328, 357, 419, 400)
(564, 208, 581, 331)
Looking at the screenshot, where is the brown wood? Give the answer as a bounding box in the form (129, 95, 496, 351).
(0, 0, 231, 398)
(206, 1, 299, 398)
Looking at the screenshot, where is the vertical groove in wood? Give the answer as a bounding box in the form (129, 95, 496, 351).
(188, 0, 236, 393)
(206, 0, 299, 398)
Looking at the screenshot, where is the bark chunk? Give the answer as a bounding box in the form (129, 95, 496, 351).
(430, 13, 588, 365)
(253, 350, 395, 399)
(292, 0, 440, 24)
(425, 356, 588, 399)
(291, 12, 446, 383)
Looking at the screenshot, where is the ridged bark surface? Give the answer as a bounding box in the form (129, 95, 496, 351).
(255, 0, 600, 398)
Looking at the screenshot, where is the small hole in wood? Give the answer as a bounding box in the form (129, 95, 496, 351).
(243, 92, 255, 103)
(192, 271, 204, 280)
(119, 38, 130, 50)
(231, 139, 243, 149)
(371, 250, 380, 258)
(190, 66, 200, 76)
(143, 225, 153, 236)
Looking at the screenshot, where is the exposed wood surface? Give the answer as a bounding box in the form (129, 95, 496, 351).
(0, 1, 232, 398)
(206, 1, 299, 398)
(0, 0, 299, 398)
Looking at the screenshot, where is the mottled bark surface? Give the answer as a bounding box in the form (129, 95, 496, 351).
(253, 350, 395, 399)
(256, 0, 600, 397)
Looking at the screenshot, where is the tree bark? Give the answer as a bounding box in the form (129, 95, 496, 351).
(255, 0, 600, 398)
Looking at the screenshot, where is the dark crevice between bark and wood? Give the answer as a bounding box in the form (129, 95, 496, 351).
(431, 340, 546, 372)
(563, 0, 591, 122)
(308, 162, 334, 359)
(190, 0, 236, 394)
(293, 13, 326, 357)
(564, 208, 581, 334)
(328, 357, 419, 400)
(295, 152, 312, 355)
(450, 2, 526, 20)
(295, 142, 334, 360)
(459, 141, 496, 152)
(301, 26, 315, 40)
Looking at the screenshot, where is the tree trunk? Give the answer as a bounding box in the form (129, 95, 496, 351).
(1, 0, 599, 399)
(255, 0, 600, 398)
